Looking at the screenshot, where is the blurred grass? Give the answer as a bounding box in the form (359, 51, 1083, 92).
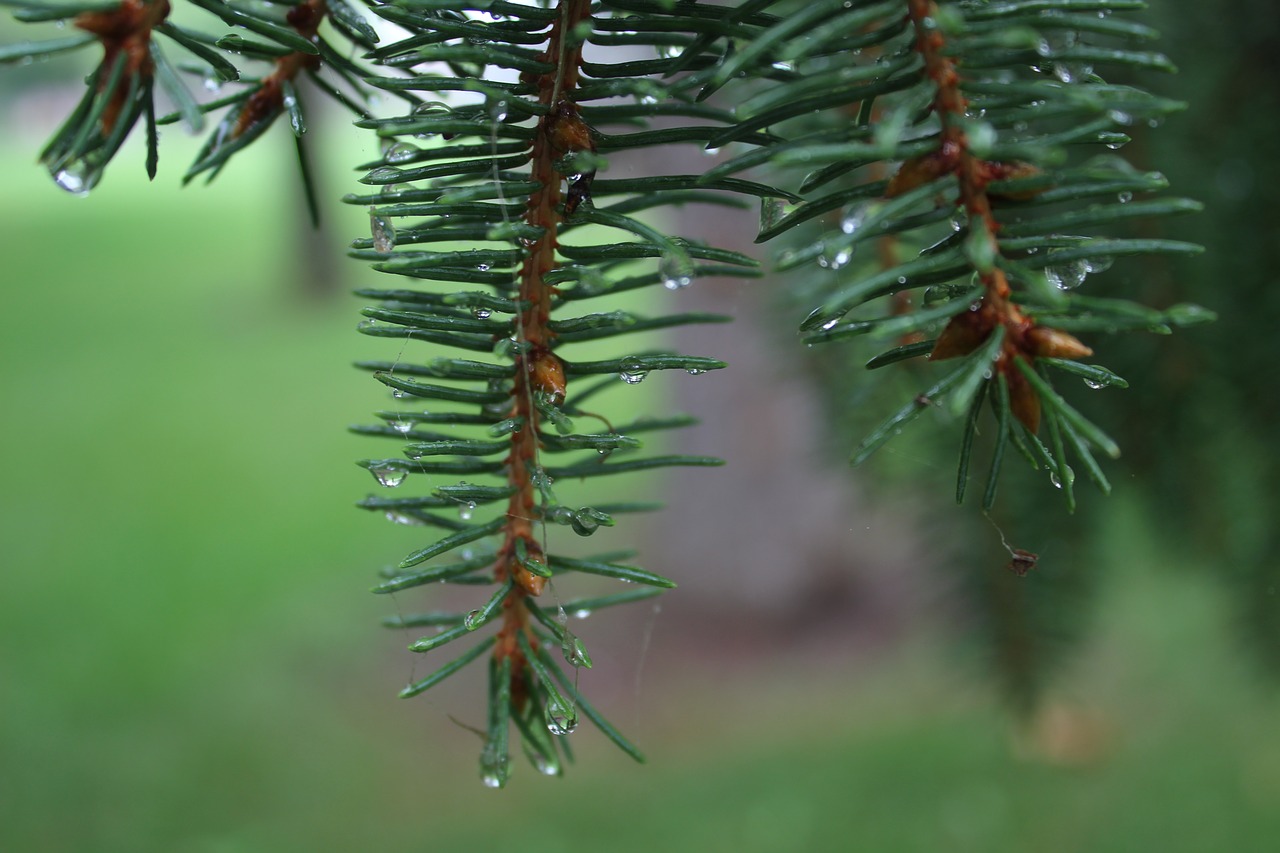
(0, 112, 1277, 853)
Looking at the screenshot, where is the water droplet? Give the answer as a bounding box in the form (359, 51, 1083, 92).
(840, 202, 869, 235)
(412, 100, 450, 117)
(203, 75, 222, 93)
(563, 635, 591, 668)
(1049, 465, 1075, 490)
(391, 388, 409, 399)
(384, 511, 423, 526)
(382, 141, 420, 163)
(830, 249, 852, 269)
(392, 419, 412, 434)
(365, 166, 403, 184)
(1082, 256, 1113, 275)
(686, 368, 707, 376)
(546, 705, 578, 736)
(370, 208, 396, 252)
(1084, 378, 1107, 390)
(51, 161, 97, 197)
(463, 609, 483, 630)
(459, 501, 476, 521)
(472, 307, 492, 319)
(479, 753, 509, 788)
(820, 318, 840, 331)
(487, 99, 509, 122)
(1117, 191, 1132, 204)
(618, 357, 648, 385)
(476, 263, 490, 272)
(370, 466, 407, 488)
(533, 754, 560, 776)
(573, 608, 592, 619)
(1044, 254, 1089, 290)
(658, 252, 694, 290)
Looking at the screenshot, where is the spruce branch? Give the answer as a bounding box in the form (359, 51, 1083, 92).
(703, 0, 1210, 514)
(350, 0, 762, 784)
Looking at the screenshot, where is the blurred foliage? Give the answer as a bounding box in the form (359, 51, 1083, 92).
(2, 0, 1279, 849)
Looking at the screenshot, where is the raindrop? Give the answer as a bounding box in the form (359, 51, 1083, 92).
(820, 318, 840, 331)
(392, 419, 413, 434)
(686, 368, 707, 376)
(659, 252, 694, 290)
(463, 609, 484, 630)
(203, 75, 222, 93)
(830, 249, 852, 269)
(412, 100, 450, 117)
(365, 166, 403, 183)
(370, 208, 396, 252)
(472, 307, 492, 319)
(370, 466, 407, 488)
(51, 161, 96, 197)
(384, 511, 423, 526)
(1049, 466, 1076, 490)
(1045, 257, 1089, 290)
(573, 608, 592, 619)
(382, 141, 420, 163)
(487, 99, 509, 122)
(533, 754, 560, 776)
(459, 501, 476, 521)
(564, 635, 591, 668)
(1083, 256, 1113, 275)
(1084, 378, 1107, 390)
(1117, 191, 1132, 204)
(479, 753, 508, 788)
(618, 357, 648, 385)
(546, 705, 578, 736)
(391, 388, 409, 399)
(949, 208, 966, 232)
(840, 202, 869, 235)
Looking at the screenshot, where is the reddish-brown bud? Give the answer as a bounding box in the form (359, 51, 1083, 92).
(1005, 363, 1042, 433)
(530, 352, 566, 403)
(982, 161, 1045, 201)
(930, 308, 990, 361)
(1025, 326, 1093, 360)
(886, 140, 961, 198)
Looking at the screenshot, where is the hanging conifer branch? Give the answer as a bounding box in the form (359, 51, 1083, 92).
(348, 0, 764, 785)
(901, 0, 1092, 435)
(701, 0, 1210, 514)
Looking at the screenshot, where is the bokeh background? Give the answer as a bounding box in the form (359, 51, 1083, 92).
(2, 4, 1278, 852)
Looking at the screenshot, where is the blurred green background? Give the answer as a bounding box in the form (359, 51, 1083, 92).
(2, 4, 1279, 852)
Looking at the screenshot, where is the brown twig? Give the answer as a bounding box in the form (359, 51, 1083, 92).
(899, 0, 1092, 432)
(494, 0, 594, 684)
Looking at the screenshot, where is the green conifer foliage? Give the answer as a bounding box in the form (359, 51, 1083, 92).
(1, 0, 1206, 784)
